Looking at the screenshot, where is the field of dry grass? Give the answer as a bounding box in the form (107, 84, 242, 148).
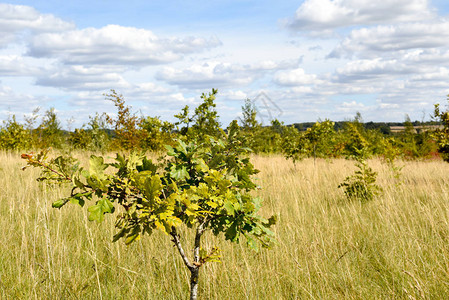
(1, 150, 449, 299)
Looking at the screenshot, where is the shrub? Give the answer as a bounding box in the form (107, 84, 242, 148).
(338, 158, 381, 202)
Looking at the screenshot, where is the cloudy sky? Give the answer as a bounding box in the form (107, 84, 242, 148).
(1, 0, 449, 129)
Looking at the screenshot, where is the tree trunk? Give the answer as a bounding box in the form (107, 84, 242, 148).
(170, 221, 206, 300)
(189, 267, 199, 300)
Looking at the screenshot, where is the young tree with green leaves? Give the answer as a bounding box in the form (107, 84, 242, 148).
(283, 120, 336, 163)
(140, 116, 174, 151)
(432, 95, 449, 162)
(68, 113, 110, 152)
(338, 154, 381, 202)
(342, 122, 370, 159)
(304, 119, 336, 160)
(0, 115, 31, 150)
(37, 107, 64, 148)
(22, 89, 276, 300)
(175, 89, 221, 143)
(240, 98, 259, 129)
(105, 90, 146, 150)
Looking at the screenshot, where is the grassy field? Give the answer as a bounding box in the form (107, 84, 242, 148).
(1, 150, 449, 299)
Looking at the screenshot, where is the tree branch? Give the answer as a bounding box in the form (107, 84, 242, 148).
(193, 218, 208, 266)
(170, 227, 194, 271)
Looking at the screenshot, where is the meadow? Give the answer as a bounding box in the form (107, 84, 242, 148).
(1, 150, 449, 299)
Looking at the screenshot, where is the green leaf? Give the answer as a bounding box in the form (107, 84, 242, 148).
(88, 198, 115, 222)
(223, 201, 235, 216)
(137, 157, 157, 173)
(246, 236, 258, 251)
(112, 227, 128, 243)
(125, 233, 140, 245)
(165, 216, 182, 228)
(170, 165, 190, 181)
(69, 193, 87, 207)
(89, 155, 108, 179)
(267, 215, 277, 227)
(165, 145, 175, 156)
(144, 175, 162, 202)
(206, 200, 218, 209)
(73, 177, 85, 189)
(225, 221, 239, 242)
(52, 198, 69, 209)
(194, 158, 209, 172)
(176, 140, 188, 156)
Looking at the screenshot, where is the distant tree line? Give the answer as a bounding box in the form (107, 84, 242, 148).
(1, 89, 449, 162)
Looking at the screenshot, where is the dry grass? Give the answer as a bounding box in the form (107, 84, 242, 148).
(1, 151, 449, 299)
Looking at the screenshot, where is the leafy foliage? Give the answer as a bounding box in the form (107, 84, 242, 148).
(240, 98, 260, 129)
(283, 119, 338, 162)
(105, 90, 146, 150)
(21, 89, 276, 300)
(338, 157, 381, 202)
(432, 95, 449, 162)
(68, 113, 110, 152)
(36, 108, 64, 148)
(0, 115, 31, 150)
(140, 116, 174, 151)
(175, 89, 222, 143)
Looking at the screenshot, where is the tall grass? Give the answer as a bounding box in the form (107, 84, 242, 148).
(1, 151, 449, 299)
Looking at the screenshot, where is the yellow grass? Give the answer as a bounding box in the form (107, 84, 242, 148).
(1, 151, 449, 299)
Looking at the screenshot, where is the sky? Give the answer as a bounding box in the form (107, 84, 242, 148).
(1, 0, 449, 129)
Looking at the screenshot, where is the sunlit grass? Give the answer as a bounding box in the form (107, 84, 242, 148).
(1, 151, 449, 299)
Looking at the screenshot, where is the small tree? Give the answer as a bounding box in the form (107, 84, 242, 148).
(0, 115, 31, 150)
(282, 120, 336, 163)
(105, 90, 146, 150)
(240, 98, 259, 129)
(68, 113, 110, 152)
(342, 122, 370, 159)
(432, 95, 449, 162)
(175, 89, 221, 143)
(22, 90, 276, 300)
(338, 149, 381, 202)
(37, 107, 64, 148)
(338, 158, 381, 202)
(282, 125, 304, 164)
(304, 119, 336, 160)
(140, 116, 174, 151)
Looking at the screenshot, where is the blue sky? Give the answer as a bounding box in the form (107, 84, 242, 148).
(1, 0, 449, 129)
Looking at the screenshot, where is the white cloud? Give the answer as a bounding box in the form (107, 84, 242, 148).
(336, 100, 366, 112)
(329, 20, 449, 58)
(409, 67, 449, 82)
(0, 4, 74, 33)
(333, 58, 416, 83)
(157, 62, 252, 88)
(0, 55, 41, 76)
(169, 92, 195, 104)
(27, 25, 222, 67)
(156, 60, 295, 89)
(273, 68, 319, 86)
(133, 82, 169, 94)
(35, 65, 131, 91)
(377, 101, 400, 109)
(221, 90, 248, 100)
(287, 0, 433, 33)
(402, 49, 449, 64)
(0, 83, 49, 122)
(0, 3, 74, 47)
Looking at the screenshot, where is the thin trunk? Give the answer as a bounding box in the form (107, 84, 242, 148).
(190, 222, 205, 300)
(189, 268, 199, 300)
(170, 221, 206, 300)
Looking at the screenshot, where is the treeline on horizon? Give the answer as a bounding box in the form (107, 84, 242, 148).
(1, 89, 449, 162)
